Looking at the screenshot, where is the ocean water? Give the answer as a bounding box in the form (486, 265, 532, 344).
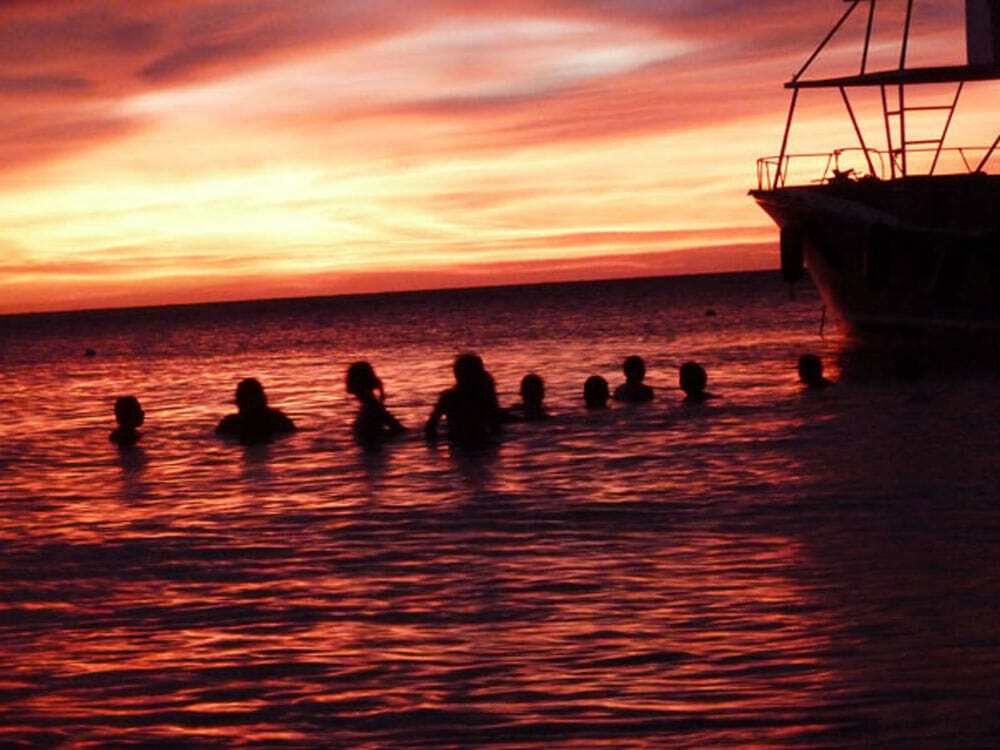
(1, 271, 999, 748)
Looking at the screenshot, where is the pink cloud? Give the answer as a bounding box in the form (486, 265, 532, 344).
(0, 0, 981, 313)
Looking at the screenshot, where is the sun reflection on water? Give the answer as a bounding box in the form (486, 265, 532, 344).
(2, 274, 1000, 745)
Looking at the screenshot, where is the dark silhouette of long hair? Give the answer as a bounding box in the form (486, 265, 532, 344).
(346, 361, 384, 402)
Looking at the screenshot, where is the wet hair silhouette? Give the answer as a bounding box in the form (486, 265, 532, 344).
(345, 361, 404, 446)
(346, 361, 383, 399)
(613, 355, 654, 402)
(679, 361, 712, 403)
(583, 375, 610, 409)
(425, 352, 502, 445)
(216, 377, 296, 445)
(797, 354, 830, 388)
(520, 374, 544, 405)
(453, 352, 486, 387)
(624, 355, 645, 381)
(235, 378, 267, 412)
(507, 373, 550, 421)
(110, 395, 144, 447)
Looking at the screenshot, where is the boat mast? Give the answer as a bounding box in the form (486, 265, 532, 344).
(775, 0, 865, 187)
(771, 0, 1000, 188)
(897, 0, 914, 176)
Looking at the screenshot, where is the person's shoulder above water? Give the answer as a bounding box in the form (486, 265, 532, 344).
(109, 427, 140, 446)
(345, 360, 406, 447)
(214, 412, 242, 436)
(265, 408, 296, 433)
(613, 354, 655, 402)
(353, 401, 396, 445)
(215, 407, 296, 441)
(424, 352, 502, 444)
(215, 377, 296, 445)
(612, 382, 654, 402)
(506, 373, 551, 422)
(430, 385, 460, 414)
(505, 405, 551, 422)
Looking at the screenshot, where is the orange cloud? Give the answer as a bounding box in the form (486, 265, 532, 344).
(0, 0, 990, 314)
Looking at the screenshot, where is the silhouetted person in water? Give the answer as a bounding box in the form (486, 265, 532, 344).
(583, 375, 610, 409)
(110, 395, 144, 447)
(507, 373, 550, 421)
(679, 361, 716, 403)
(425, 353, 502, 445)
(216, 377, 296, 445)
(346, 361, 405, 446)
(613, 355, 654, 403)
(797, 354, 831, 389)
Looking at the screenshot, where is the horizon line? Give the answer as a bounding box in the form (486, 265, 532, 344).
(0, 265, 782, 320)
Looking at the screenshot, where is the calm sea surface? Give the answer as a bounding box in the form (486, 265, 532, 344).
(1, 271, 999, 748)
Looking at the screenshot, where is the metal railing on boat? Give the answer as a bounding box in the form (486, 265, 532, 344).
(756, 145, 999, 191)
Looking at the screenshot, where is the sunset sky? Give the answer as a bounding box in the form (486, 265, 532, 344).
(1, 0, 993, 313)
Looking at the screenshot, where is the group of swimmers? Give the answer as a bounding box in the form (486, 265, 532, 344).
(108, 352, 832, 448)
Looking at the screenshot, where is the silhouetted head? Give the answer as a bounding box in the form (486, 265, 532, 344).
(623, 355, 646, 383)
(679, 361, 707, 397)
(453, 353, 486, 388)
(583, 375, 609, 409)
(797, 354, 827, 387)
(520, 373, 545, 408)
(235, 378, 268, 413)
(114, 396, 145, 429)
(346, 361, 382, 398)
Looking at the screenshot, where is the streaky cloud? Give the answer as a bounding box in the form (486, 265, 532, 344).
(0, 74, 91, 95)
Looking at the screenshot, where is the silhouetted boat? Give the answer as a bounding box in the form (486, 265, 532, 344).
(751, 0, 1000, 337)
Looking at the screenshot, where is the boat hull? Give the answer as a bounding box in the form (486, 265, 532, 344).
(751, 175, 1000, 337)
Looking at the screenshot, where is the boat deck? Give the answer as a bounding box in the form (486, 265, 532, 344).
(752, 173, 1000, 234)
